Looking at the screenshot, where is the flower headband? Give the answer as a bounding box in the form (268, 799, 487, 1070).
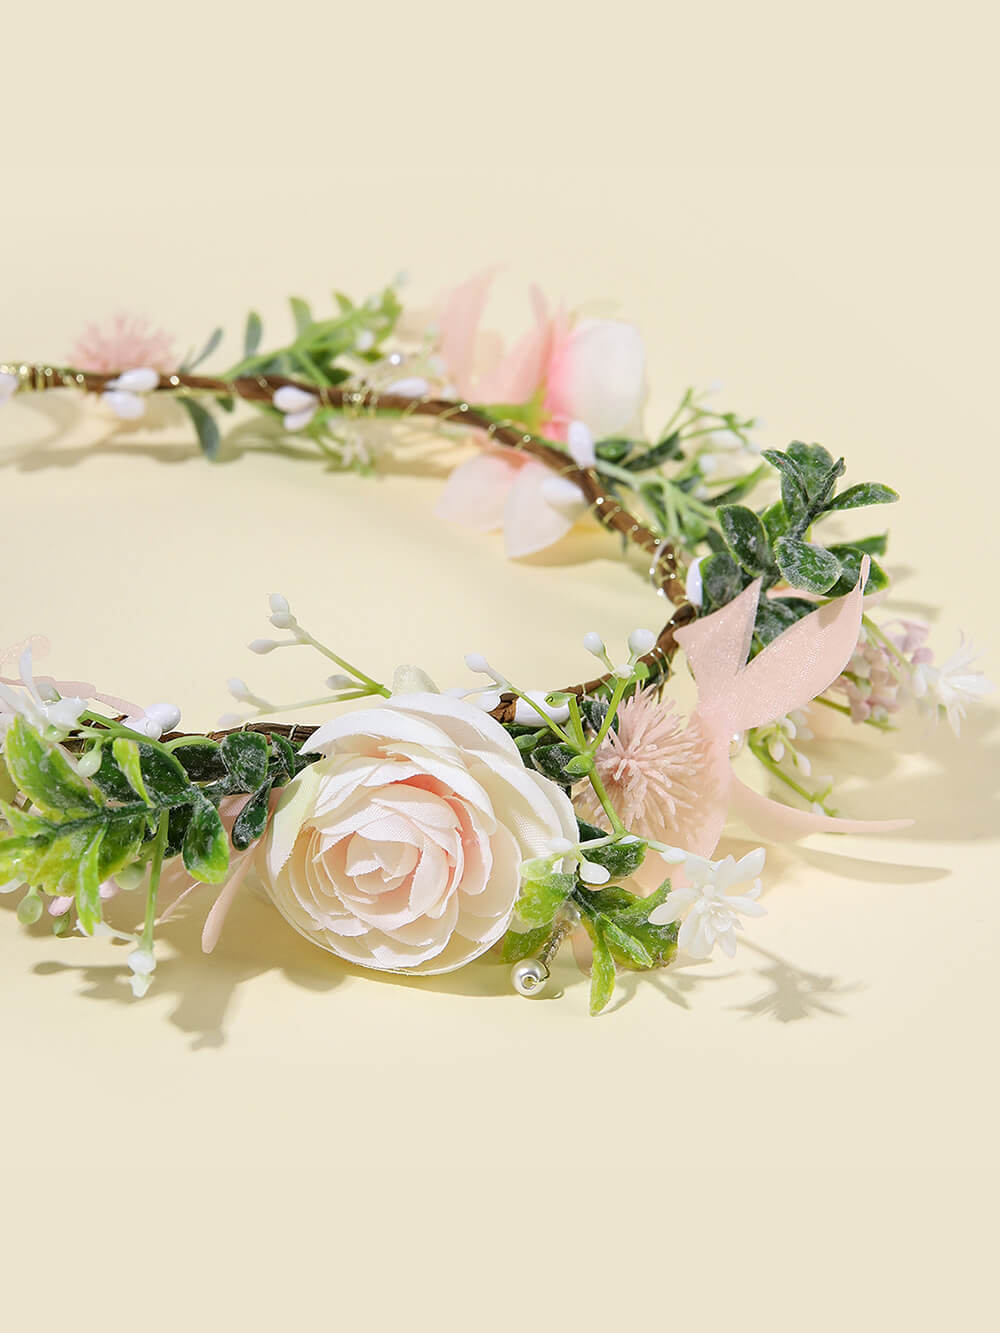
(0, 272, 990, 1014)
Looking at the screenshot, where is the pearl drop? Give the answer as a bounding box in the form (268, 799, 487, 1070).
(510, 958, 550, 997)
(729, 731, 746, 758)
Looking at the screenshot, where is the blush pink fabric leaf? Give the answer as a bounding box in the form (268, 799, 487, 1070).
(729, 778, 912, 842)
(725, 570, 869, 732)
(674, 578, 762, 706)
(676, 559, 871, 735)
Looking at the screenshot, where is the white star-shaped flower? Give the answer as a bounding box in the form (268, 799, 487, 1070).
(648, 847, 767, 958)
(910, 634, 992, 735)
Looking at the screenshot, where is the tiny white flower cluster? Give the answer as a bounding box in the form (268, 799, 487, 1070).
(582, 626, 658, 679)
(461, 653, 569, 725)
(649, 846, 767, 959)
(273, 376, 430, 435)
(101, 366, 160, 420)
(0, 370, 19, 405)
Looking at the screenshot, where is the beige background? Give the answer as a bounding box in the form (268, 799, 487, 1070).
(1, 3, 998, 1329)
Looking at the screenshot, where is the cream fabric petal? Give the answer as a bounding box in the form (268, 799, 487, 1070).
(502, 461, 579, 559)
(434, 452, 516, 533)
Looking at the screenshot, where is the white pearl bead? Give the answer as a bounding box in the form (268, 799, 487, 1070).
(510, 958, 550, 997)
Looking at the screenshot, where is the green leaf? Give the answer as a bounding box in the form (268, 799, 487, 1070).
(785, 440, 835, 482)
(182, 797, 230, 884)
(718, 504, 772, 576)
(4, 719, 100, 819)
(134, 743, 192, 803)
(0, 797, 51, 837)
(530, 743, 578, 784)
(172, 741, 227, 783)
(243, 310, 263, 358)
(75, 828, 107, 935)
(185, 326, 223, 371)
(180, 397, 222, 461)
(825, 482, 899, 512)
(700, 550, 744, 611)
(267, 733, 299, 785)
(600, 918, 654, 969)
(97, 813, 147, 881)
(826, 545, 890, 596)
(848, 532, 889, 556)
(500, 925, 551, 963)
(593, 438, 632, 464)
(583, 838, 646, 880)
(761, 499, 790, 544)
(589, 923, 617, 1016)
(517, 872, 576, 927)
(575, 884, 679, 970)
(620, 431, 682, 472)
(232, 782, 273, 851)
(762, 449, 810, 521)
(774, 537, 842, 594)
(112, 738, 151, 805)
(220, 731, 270, 790)
(289, 296, 313, 335)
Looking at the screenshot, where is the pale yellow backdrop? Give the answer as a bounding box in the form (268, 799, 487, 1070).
(1, 3, 998, 1330)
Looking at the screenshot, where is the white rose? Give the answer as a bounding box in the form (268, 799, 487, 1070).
(260, 693, 578, 974)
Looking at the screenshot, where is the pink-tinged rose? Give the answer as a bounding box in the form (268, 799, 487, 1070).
(433, 271, 647, 557)
(436, 269, 647, 441)
(543, 318, 647, 440)
(260, 693, 578, 974)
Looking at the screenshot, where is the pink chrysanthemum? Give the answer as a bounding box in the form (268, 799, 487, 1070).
(70, 314, 177, 374)
(584, 689, 710, 841)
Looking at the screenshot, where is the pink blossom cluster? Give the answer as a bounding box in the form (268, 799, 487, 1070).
(834, 619, 933, 724)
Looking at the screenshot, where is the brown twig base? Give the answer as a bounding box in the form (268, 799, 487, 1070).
(10, 365, 697, 734)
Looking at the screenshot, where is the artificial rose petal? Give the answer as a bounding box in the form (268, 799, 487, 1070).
(437, 267, 500, 394)
(545, 318, 647, 438)
(502, 461, 582, 558)
(434, 452, 517, 532)
(260, 693, 577, 975)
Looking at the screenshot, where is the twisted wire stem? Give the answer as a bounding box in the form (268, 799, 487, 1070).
(3, 364, 696, 735)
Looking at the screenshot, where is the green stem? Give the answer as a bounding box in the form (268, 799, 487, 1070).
(748, 736, 835, 816)
(293, 631, 391, 698)
(141, 811, 169, 951)
(591, 674, 629, 752)
(585, 766, 626, 836)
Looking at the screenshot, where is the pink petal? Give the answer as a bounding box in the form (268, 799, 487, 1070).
(434, 452, 518, 532)
(201, 853, 253, 954)
(437, 267, 500, 395)
(502, 461, 579, 558)
(729, 778, 913, 841)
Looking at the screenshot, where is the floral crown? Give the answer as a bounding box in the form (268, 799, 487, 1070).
(0, 273, 990, 1014)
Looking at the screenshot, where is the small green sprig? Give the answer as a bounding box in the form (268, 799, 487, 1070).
(0, 713, 313, 992)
